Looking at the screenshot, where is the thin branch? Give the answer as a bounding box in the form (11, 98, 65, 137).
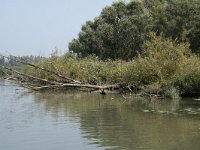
(0, 65, 62, 85)
(1, 54, 81, 84)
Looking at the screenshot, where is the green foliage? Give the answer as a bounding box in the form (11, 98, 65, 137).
(123, 33, 192, 86)
(164, 86, 180, 99)
(23, 33, 200, 97)
(151, 0, 200, 54)
(175, 73, 200, 93)
(69, 0, 200, 59)
(0, 69, 5, 77)
(2, 0, 200, 99)
(69, 0, 151, 60)
(23, 53, 124, 85)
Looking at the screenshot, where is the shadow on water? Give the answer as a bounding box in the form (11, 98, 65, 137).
(32, 90, 200, 150)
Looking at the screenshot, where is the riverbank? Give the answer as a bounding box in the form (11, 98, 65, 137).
(0, 34, 199, 99)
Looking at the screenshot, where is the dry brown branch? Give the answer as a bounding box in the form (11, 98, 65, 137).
(1, 55, 81, 84)
(32, 84, 120, 91)
(1, 64, 121, 92)
(0, 65, 62, 85)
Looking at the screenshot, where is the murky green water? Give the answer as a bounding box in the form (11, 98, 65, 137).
(1, 80, 200, 150)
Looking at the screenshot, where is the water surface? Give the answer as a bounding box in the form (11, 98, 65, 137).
(1, 80, 200, 150)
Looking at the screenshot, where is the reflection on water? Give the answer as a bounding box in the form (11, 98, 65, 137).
(1, 80, 200, 150)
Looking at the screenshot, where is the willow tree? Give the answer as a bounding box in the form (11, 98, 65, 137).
(69, 1, 151, 60)
(151, 0, 200, 54)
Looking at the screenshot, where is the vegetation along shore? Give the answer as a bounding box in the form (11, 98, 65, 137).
(0, 0, 200, 99)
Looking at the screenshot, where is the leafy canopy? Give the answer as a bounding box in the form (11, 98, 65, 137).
(69, 0, 151, 60)
(69, 0, 200, 60)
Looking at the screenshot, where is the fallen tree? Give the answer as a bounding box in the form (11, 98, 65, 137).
(0, 57, 121, 93)
(1, 55, 81, 84)
(1, 52, 199, 98)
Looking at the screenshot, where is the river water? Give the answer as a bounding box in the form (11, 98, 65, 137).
(1, 80, 200, 150)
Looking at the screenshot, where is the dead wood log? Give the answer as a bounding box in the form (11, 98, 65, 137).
(32, 84, 120, 91)
(1, 65, 121, 92)
(0, 65, 63, 85)
(1, 55, 81, 84)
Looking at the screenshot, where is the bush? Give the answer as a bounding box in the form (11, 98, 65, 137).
(22, 33, 200, 96)
(123, 32, 193, 86)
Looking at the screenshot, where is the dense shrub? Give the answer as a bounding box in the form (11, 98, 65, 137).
(123, 33, 193, 86)
(23, 33, 200, 96)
